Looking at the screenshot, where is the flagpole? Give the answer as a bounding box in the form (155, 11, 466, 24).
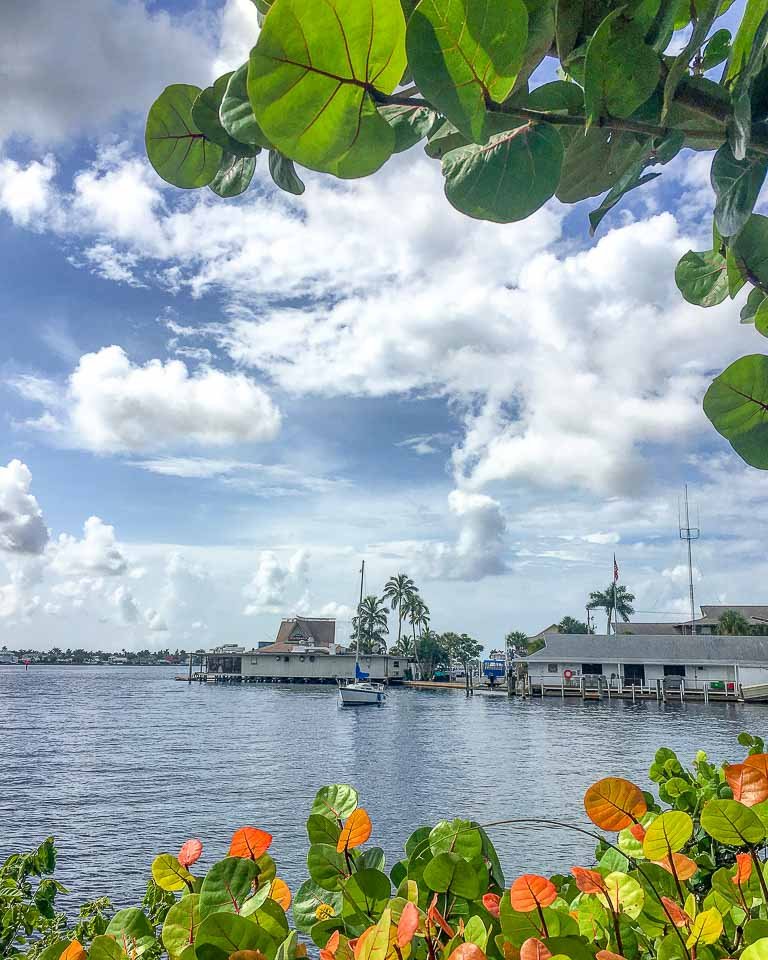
(613, 554, 619, 636)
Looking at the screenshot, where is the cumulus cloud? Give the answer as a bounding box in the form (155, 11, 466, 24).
(243, 549, 310, 616)
(111, 585, 140, 625)
(0, 156, 57, 227)
(0, 460, 49, 555)
(15, 345, 281, 453)
(50, 516, 128, 577)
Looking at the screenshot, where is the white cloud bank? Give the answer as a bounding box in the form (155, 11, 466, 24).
(0, 460, 49, 554)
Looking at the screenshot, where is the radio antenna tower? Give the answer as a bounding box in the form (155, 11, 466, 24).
(678, 484, 700, 635)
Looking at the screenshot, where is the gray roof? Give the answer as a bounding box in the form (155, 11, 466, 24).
(699, 605, 768, 624)
(520, 633, 768, 666)
(616, 622, 681, 635)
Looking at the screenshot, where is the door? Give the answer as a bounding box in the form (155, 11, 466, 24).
(624, 663, 645, 685)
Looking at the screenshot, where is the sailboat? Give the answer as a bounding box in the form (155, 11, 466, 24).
(339, 561, 387, 706)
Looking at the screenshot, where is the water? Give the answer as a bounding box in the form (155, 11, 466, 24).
(1, 666, 765, 911)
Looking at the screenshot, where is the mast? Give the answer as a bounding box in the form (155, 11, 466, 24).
(679, 484, 699, 635)
(355, 560, 365, 672)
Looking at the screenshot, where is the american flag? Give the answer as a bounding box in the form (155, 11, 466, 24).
(613, 554, 619, 583)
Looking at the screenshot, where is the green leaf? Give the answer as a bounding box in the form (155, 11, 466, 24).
(726, 0, 768, 83)
(162, 894, 201, 958)
(443, 119, 563, 223)
(422, 851, 484, 899)
(357, 847, 386, 872)
(642, 811, 694, 860)
(589, 161, 661, 235)
(89, 936, 128, 960)
(557, 128, 648, 203)
(310, 785, 359, 821)
(307, 843, 350, 891)
(500, 899, 578, 945)
(145, 85, 223, 189)
(704, 355, 768, 467)
(727, 245, 748, 297)
(151, 854, 194, 892)
(662, 0, 721, 121)
(424, 119, 471, 159)
(341, 869, 391, 924)
(192, 74, 260, 157)
(199, 857, 259, 918)
(249, 897, 290, 944)
(209, 152, 257, 198)
(106, 908, 154, 942)
(743, 939, 768, 960)
(248, 0, 405, 175)
(584, 11, 660, 125)
(675, 250, 729, 306)
(733, 214, 768, 285)
(701, 28, 731, 69)
(196, 912, 275, 960)
(406, 0, 529, 142)
(292, 879, 342, 933)
(714, 143, 768, 238)
(555, 0, 613, 60)
(741, 287, 766, 322)
(268, 150, 306, 195)
(307, 814, 342, 846)
(221, 64, 272, 150)
(378, 104, 439, 153)
(700, 797, 768, 843)
(429, 819, 483, 859)
(744, 919, 768, 944)
(526, 80, 584, 113)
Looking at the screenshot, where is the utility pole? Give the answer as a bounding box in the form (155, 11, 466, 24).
(679, 484, 700, 635)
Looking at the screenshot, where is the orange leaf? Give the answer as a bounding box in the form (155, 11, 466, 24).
(655, 853, 698, 881)
(352, 928, 371, 960)
(448, 946, 486, 960)
(629, 824, 646, 841)
(510, 875, 558, 913)
(178, 838, 202, 868)
(428, 894, 455, 938)
(398, 901, 419, 948)
(320, 930, 341, 960)
(501, 945, 521, 960)
(584, 778, 647, 831)
(661, 897, 691, 928)
(745, 754, 768, 778)
(60, 941, 87, 960)
(520, 938, 552, 960)
(597, 952, 628, 960)
(336, 808, 372, 853)
(230, 953, 268, 960)
(229, 827, 273, 860)
(733, 853, 753, 885)
(482, 893, 501, 918)
(270, 877, 292, 910)
(725, 763, 768, 807)
(571, 867, 607, 894)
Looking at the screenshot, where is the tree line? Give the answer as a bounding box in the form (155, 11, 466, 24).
(350, 573, 481, 679)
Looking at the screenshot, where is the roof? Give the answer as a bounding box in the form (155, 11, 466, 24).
(698, 605, 768, 625)
(256, 617, 337, 654)
(518, 633, 768, 666)
(616, 622, 681, 635)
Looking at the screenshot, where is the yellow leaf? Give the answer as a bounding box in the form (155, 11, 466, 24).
(686, 908, 723, 948)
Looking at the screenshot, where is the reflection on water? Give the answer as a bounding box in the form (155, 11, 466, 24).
(1, 666, 763, 907)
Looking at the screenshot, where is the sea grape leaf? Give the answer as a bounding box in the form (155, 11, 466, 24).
(221, 64, 272, 150)
(701, 28, 731, 69)
(162, 895, 201, 958)
(755, 298, 768, 336)
(199, 857, 259, 918)
(340, 869, 392, 923)
(209, 152, 257, 198)
(292, 880, 342, 933)
(429, 819, 483, 859)
(249, 897, 290, 944)
(307, 814, 342, 846)
(248, 0, 406, 175)
(106, 909, 154, 942)
(727, 245, 748, 297)
(357, 847, 386, 872)
(515, 0, 556, 92)
(424, 119, 471, 159)
(307, 843, 350, 891)
(642, 811, 694, 861)
(151, 854, 194, 892)
(193, 74, 260, 157)
(712, 144, 768, 237)
(406, 0, 529, 142)
(378, 104, 439, 153)
(311, 785, 359, 821)
(675, 250, 729, 306)
(584, 11, 660, 124)
(423, 851, 484, 899)
(557, 128, 648, 203)
(145, 85, 223, 189)
(88, 937, 128, 960)
(733, 214, 768, 287)
(662, 0, 721, 121)
(704, 356, 768, 469)
(741, 288, 766, 323)
(726, 0, 768, 83)
(526, 80, 584, 113)
(442, 120, 563, 223)
(588, 161, 661, 235)
(196, 912, 275, 960)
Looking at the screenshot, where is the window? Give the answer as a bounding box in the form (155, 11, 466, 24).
(548, 663, 559, 674)
(393, 661, 399, 668)
(624, 664, 645, 684)
(309, 655, 315, 662)
(582, 663, 603, 675)
(284, 656, 290, 662)
(663, 664, 686, 677)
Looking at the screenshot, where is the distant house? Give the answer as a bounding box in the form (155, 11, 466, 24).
(617, 604, 768, 636)
(256, 617, 338, 654)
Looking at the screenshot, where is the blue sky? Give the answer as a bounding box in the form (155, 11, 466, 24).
(0, 0, 766, 653)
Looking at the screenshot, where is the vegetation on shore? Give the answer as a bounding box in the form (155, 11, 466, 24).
(7, 734, 768, 960)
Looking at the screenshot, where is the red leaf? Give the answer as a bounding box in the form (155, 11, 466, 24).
(733, 853, 753, 886)
(397, 902, 419, 948)
(655, 853, 698, 881)
(724, 763, 768, 807)
(597, 952, 628, 960)
(428, 894, 455, 938)
(178, 839, 203, 868)
(744, 754, 768, 779)
(629, 824, 646, 841)
(520, 939, 552, 960)
(482, 893, 501, 918)
(571, 867, 607, 894)
(510, 875, 558, 913)
(320, 930, 340, 960)
(661, 897, 691, 928)
(229, 827, 273, 860)
(447, 946, 486, 960)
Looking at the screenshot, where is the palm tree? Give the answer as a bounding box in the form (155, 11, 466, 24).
(587, 584, 635, 634)
(351, 595, 390, 654)
(403, 593, 429, 679)
(718, 609, 751, 635)
(558, 616, 590, 634)
(383, 574, 418, 654)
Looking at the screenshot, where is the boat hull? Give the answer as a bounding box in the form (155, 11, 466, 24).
(742, 683, 768, 703)
(339, 684, 386, 705)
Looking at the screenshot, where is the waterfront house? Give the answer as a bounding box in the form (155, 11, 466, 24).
(616, 604, 768, 636)
(517, 632, 768, 694)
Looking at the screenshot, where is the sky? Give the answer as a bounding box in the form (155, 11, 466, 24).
(0, 0, 766, 654)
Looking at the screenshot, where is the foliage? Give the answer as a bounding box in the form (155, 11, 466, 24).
(383, 574, 419, 656)
(558, 617, 592, 635)
(416, 628, 450, 679)
(17, 736, 768, 960)
(718, 609, 752, 635)
(442, 631, 483, 668)
(351, 596, 390, 654)
(505, 631, 533, 658)
(588, 585, 636, 634)
(146, 0, 768, 470)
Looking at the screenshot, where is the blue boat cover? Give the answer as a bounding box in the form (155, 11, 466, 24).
(355, 663, 369, 680)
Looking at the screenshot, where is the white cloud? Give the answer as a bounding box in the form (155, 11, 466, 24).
(50, 516, 128, 577)
(16, 346, 281, 453)
(128, 457, 343, 495)
(144, 608, 168, 632)
(0, 460, 49, 555)
(583, 532, 620, 545)
(111, 585, 140, 625)
(0, 156, 56, 227)
(243, 549, 310, 615)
